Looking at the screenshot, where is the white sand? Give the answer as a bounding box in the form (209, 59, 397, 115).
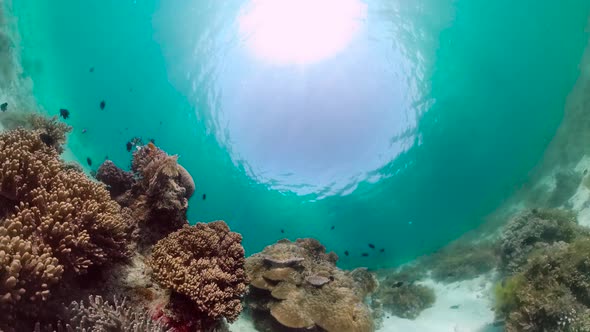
(230, 315, 258, 332)
(378, 274, 500, 332)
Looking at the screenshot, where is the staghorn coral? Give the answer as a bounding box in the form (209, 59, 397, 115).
(497, 239, 590, 332)
(149, 221, 247, 329)
(499, 208, 588, 274)
(56, 295, 168, 332)
(245, 238, 376, 332)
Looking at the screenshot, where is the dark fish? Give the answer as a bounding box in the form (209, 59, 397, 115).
(149, 138, 155, 144)
(280, 229, 285, 234)
(105, 156, 109, 160)
(126, 141, 133, 152)
(86, 157, 92, 166)
(361, 253, 369, 257)
(59, 108, 70, 119)
(0, 102, 7, 112)
(39, 133, 54, 146)
(379, 248, 385, 253)
(330, 225, 335, 230)
(450, 305, 460, 309)
(391, 281, 404, 288)
(344, 250, 349, 256)
(89, 67, 94, 72)
(368, 244, 375, 249)
(202, 193, 206, 200)
(100, 100, 106, 110)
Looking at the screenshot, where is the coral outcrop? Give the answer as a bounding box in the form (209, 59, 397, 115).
(375, 273, 435, 319)
(149, 221, 247, 330)
(499, 208, 588, 273)
(496, 238, 590, 332)
(245, 238, 376, 332)
(97, 144, 195, 249)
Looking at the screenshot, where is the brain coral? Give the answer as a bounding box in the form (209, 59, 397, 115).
(149, 221, 247, 327)
(245, 238, 376, 332)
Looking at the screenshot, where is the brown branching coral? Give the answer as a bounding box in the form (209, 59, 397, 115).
(245, 238, 376, 332)
(0, 127, 135, 330)
(0, 217, 64, 324)
(0, 113, 71, 154)
(57, 295, 168, 332)
(149, 221, 247, 328)
(96, 160, 135, 199)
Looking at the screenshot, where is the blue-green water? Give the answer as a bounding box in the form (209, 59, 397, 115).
(8, 0, 590, 269)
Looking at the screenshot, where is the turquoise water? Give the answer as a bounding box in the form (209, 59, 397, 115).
(9, 0, 590, 269)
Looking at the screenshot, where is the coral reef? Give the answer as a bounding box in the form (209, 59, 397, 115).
(499, 208, 588, 273)
(149, 221, 247, 329)
(245, 238, 376, 332)
(97, 144, 195, 249)
(96, 160, 135, 198)
(0, 127, 135, 329)
(56, 295, 168, 332)
(496, 238, 590, 332)
(376, 277, 436, 319)
(423, 241, 499, 283)
(373, 269, 436, 319)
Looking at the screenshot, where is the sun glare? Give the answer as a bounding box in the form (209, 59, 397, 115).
(238, 0, 367, 65)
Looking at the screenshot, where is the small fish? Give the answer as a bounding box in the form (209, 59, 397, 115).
(105, 156, 109, 160)
(59, 108, 70, 119)
(126, 141, 133, 152)
(379, 248, 385, 253)
(391, 281, 404, 288)
(368, 244, 375, 249)
(86, 157, 92, 166)
(361, 253, 369, 257)
(149, 138, 155, 144)
(99, 100, 106, 110)
(280, 229, 285, 234)
(82, 129, 87, 134)
(450, 305, 460, 309)
(39, 133, 54, 146)
(89, 67, 94, 72)
(202, 193, 206, 200)
(330, 225, 335, 230)
(344, 250, 349, 256)
(0, 102, 7, 112)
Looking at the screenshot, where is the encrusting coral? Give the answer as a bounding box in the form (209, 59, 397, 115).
(149, 221, 247, 330)
(499, 208, 588, 273)
(245, 238, 377, 332)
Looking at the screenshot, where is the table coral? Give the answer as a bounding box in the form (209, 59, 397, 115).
(245, 238, 376, 332)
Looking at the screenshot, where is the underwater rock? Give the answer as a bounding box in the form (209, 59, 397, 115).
(96, 160, 135, 199)
(149, 221, 247, 329)
(245, 238, 376, 332)
(499, 208, 588, 273)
